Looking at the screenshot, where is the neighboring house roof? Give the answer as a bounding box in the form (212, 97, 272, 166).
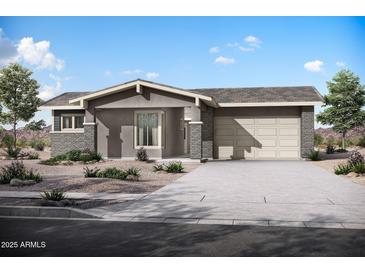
(39, 79, 323, 109)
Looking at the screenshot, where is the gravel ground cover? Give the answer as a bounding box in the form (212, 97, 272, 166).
(0, 158, 200, 193)
(310, 147, 365, 186)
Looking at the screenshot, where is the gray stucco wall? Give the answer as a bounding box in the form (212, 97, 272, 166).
(96, 107, 184, 159)
(201, 104, 214, 159)
(300, 106, 314, 158)
(50, 124, 96, 156)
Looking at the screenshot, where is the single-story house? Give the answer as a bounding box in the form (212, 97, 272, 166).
(40, 79, 323, 160)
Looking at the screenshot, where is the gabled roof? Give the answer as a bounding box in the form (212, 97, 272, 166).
(39, 79, 323, 109)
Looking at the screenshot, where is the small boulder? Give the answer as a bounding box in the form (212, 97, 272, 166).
(10, 178, 37, 186)
(347, 172, 359, 178)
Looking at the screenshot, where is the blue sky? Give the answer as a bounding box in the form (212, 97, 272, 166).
(0, 17, 364, 128)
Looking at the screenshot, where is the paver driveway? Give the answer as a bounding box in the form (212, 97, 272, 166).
(95, 161, 365, 228)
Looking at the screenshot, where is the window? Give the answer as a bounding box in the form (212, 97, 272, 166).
(62, 116, 73, 129)
(135, 111, 163, 148)
(74, 116, 84, 129)
(61, 114, 84, 131)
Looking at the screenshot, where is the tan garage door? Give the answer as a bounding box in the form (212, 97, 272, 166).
(214, 116, 300, 160)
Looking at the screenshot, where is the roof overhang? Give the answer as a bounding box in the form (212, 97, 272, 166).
(38, 105, 85, 110)
(218, 101, 324, 107)
(69, 79, 218, 108)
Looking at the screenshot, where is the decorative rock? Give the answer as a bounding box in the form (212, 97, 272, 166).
(347, 172, 359, 178)
(10, 178, 37, 186)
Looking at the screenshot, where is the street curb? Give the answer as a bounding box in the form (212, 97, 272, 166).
(0, 206, 100, 219)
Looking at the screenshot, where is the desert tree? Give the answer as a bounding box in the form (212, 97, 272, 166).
(0, 63, 41, 148)
(317, 69, 365, 149)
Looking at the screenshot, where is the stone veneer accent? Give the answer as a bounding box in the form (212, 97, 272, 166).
(51, 124, 96, 156)
(190, 123, 202, 159)
(201, 106, 214, 159)
(301, 106, 314, 158)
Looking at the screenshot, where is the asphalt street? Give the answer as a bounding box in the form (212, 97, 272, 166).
(0, 217, 364, 256)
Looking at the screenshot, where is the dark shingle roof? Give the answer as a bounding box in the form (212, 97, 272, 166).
(40, 80, 323, 107)
(41, 92, 92, 106)
(188, 86, 323, 103)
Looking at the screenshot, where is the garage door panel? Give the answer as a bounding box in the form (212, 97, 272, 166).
(278, 150, 300, 158)
(256, 149, 277, 158)
(236, 138, 256, 147)
(256, 118, 277, 125)
(234, 118, 254, 126)
(279, 128, 299, 136)
(279, 118, 299, 125)
(217, 146, 233, 159)
(257, 128, 277, 136)
(279, 139, 299, 147)
(259, 139, 277, 147)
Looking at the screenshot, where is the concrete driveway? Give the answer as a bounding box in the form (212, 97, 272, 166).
(93, 161, 365, 229)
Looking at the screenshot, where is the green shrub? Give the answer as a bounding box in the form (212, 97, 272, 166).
(136, 147, 149, 161)
(66, 149, 82, 161)
(358, 136, 365, 148)
(28, 152, 39, 160)
(6, 147, 21, 159)
(0, 161, 42, 184)
(307, 149, 321, 161)
(97, 167, 128, 180)
(79, 153, 94, 163)
(164, 161, 184, 173)
(348, 150, 364, 165)
(41, 190, 66, 201)
(325, 136, 336, 146)
(39, 158, 60, 166)
(34, 140, 45, 151)
(83, 166, 100, 177)
(314, 133, 324, 146)
(352, 162, 365, 174)
(326, 144, 335, 154)
(53, 154, 67, 161)
(126, 167, 141, 180)
(16, 138, 28, 148)
(153, 164, 164, 172)
(334, 163, 353, 175)
(1, 134, 14, 148)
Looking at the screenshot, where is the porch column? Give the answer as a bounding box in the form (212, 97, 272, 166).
(189, 121, 202, 159)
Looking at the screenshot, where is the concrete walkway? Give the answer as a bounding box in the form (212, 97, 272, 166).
(89, 161, 365, 229)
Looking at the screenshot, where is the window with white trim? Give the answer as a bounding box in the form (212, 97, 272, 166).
(61, 114, 85, 131)
(135, 111, 163, 148)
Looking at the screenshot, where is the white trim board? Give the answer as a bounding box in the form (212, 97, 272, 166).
(218, 101, 323, 107)
(68, 79, 215, 106)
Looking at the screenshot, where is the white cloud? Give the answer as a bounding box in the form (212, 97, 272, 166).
(104, 70, 112, 78)
(304, 60, 324, 72)
(38, 85, 55, 100)
(214, 56, 236, 65)
(17, 37, 64, 71)
(244, 35, 262, 48)
(146, 72, 159, 80)
(238, 46, 254, 52)
(122, 69, 144, 75)
(0, 28, 18, 64)
(209, 46, 220, 53)
(227, 42, 240, 47)
(336, 61, 346, 68)
(0, 29, 64, 71)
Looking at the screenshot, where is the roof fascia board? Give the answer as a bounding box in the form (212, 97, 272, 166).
(38, 106, 85, 110)
(218, 101, 324, 107)
(69, 80, 213, 104)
